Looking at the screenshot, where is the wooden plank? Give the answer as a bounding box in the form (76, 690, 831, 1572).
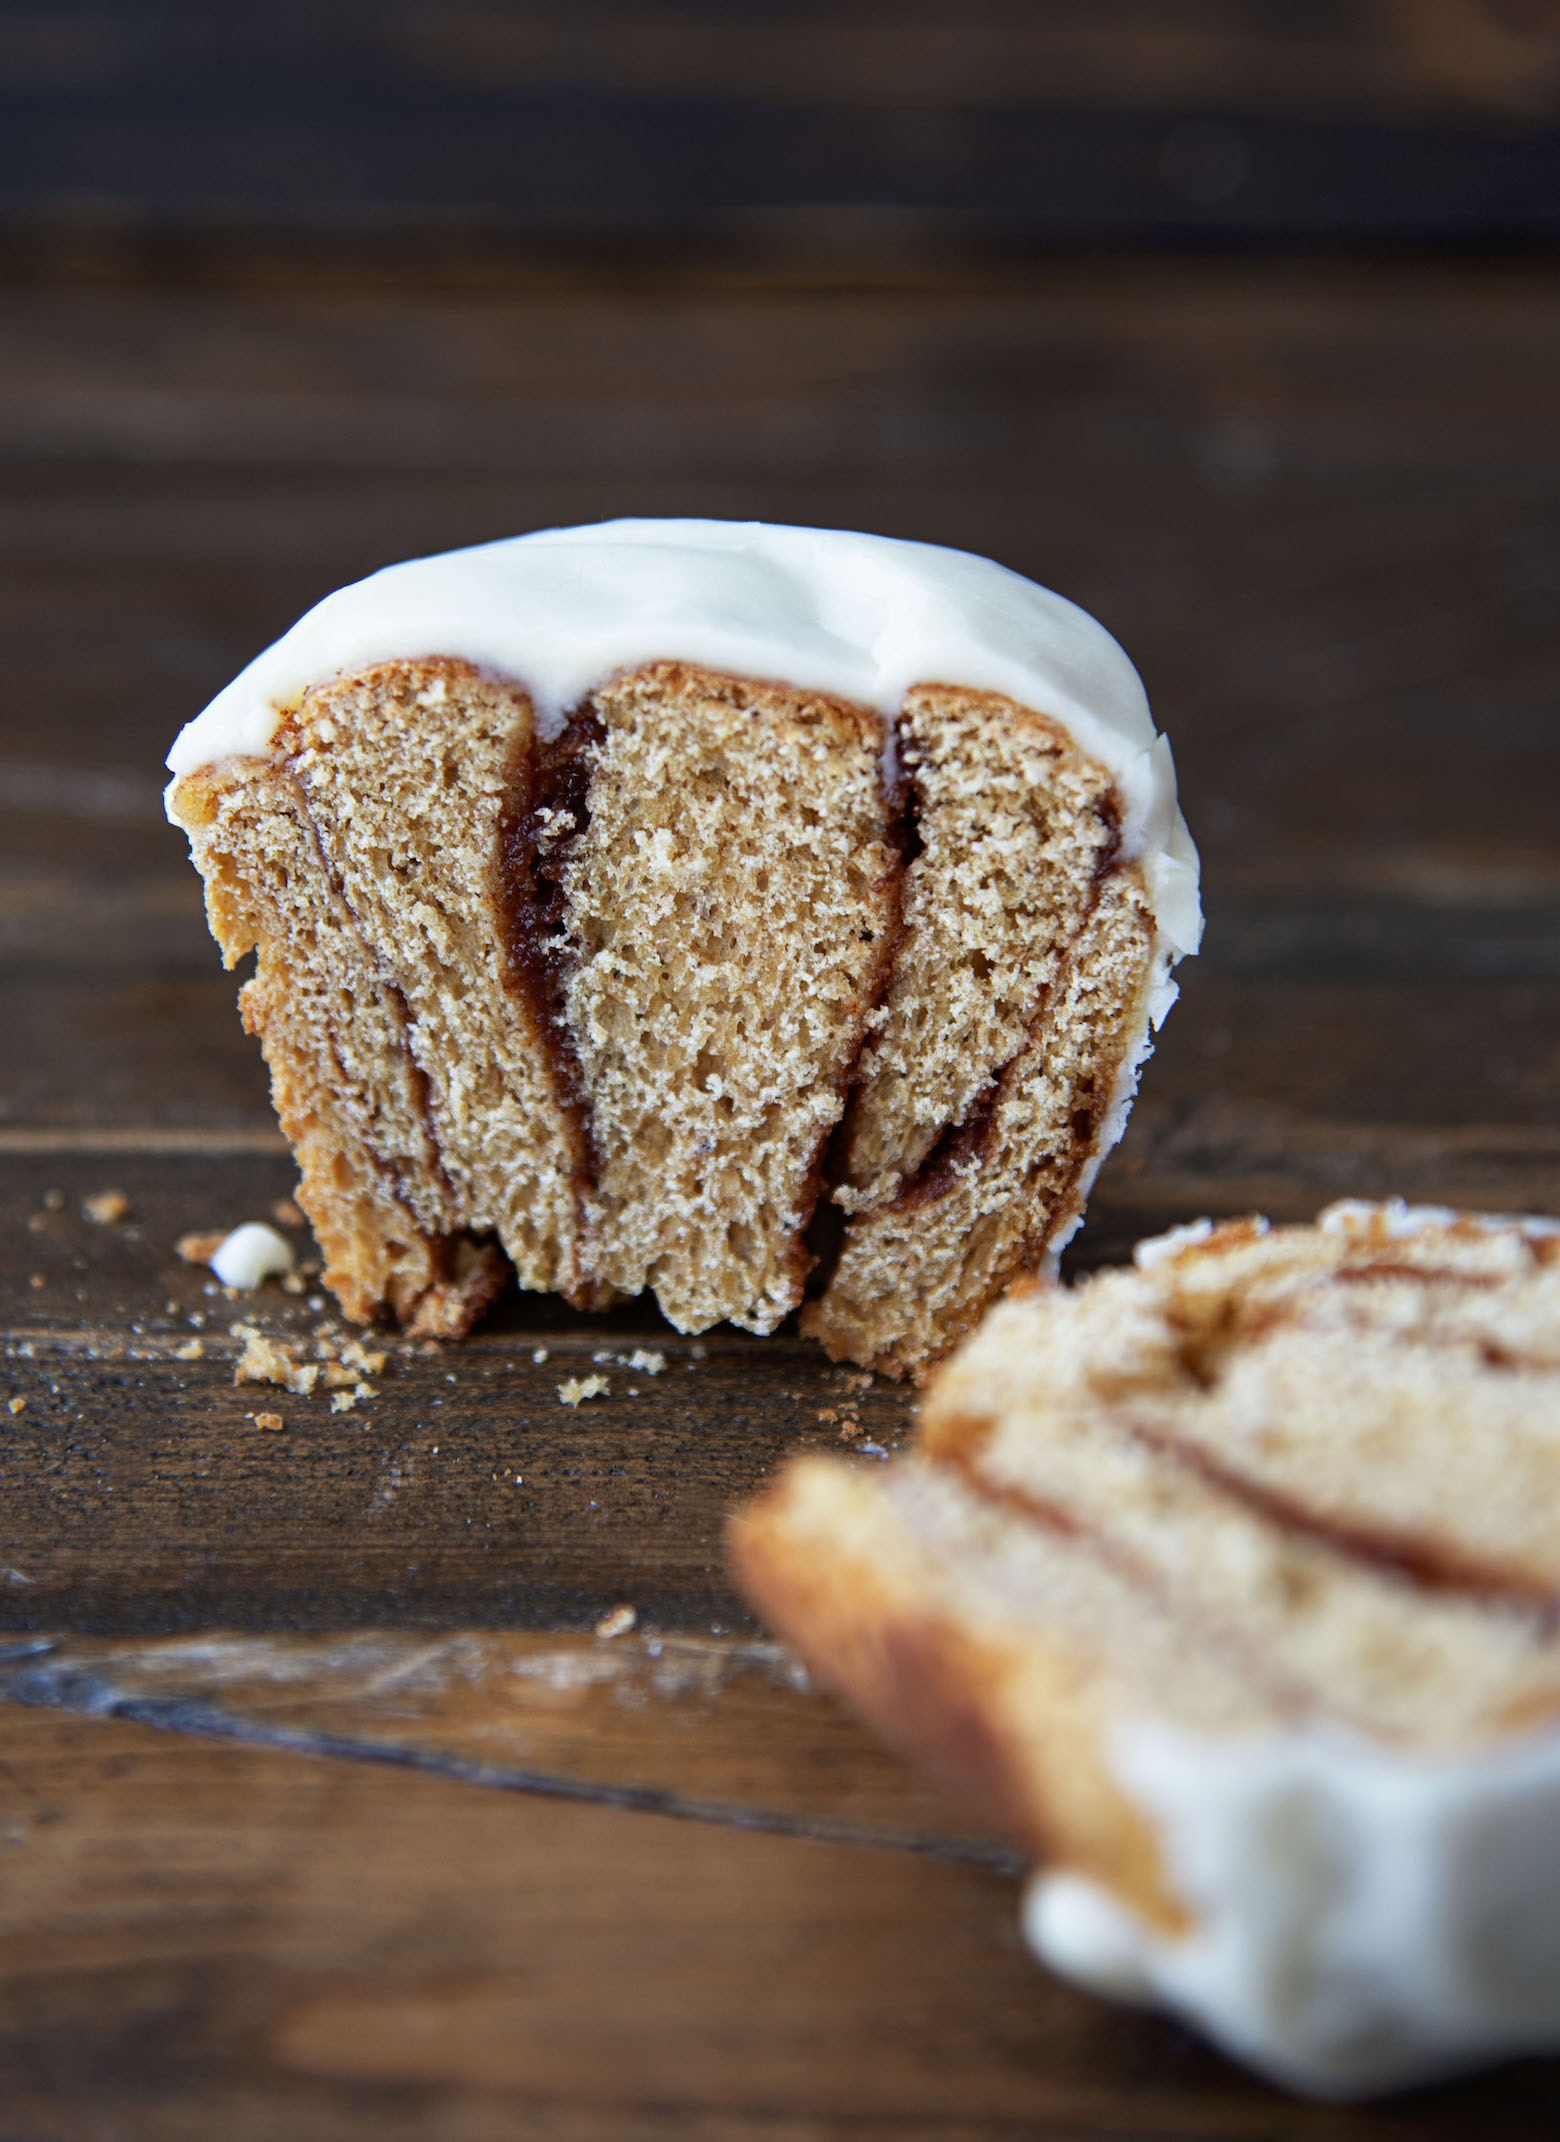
(0, 1703, 1554, 2140)
(4, 264, 1558, 907)
(1, 255, 1558, 2128)
(0, 1626, 1014, 1864)
(0, 1151, 914, 1636)
(4, 4, 1560, 258)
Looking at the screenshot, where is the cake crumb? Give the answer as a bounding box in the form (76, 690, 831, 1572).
(558, 1374, 609, 1406)
(837, 1420, 863, 1442)
(177, 1230, 227, 1266)
(6, 1396, 25, 1415)
(253, 1411, 285, 1433)
(41, 1188, 64, 1212)
(595, 1603, 637, 1639)
(174, 1338, 204, 1362)
(83, 1190, 130, 1225)
(271, 1197, 306, 1229)
(531, 1347, 549, 1364)
(235, 1335, 320, 1396)
(330, 1391, 359, 1413)
(27, 1274, 43, 1291)
(625, 1348, 666, 1375)
(817, 1408, 838, 1424)
(26, 1214, 46, 1235)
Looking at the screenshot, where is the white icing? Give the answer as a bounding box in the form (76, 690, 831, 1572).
(165, 518, 1201, 957)
(1320, 1197, 1560, 1243)
(209, 1222, 295, 1289)
(1024, 1716, 1560, 2098)
(1131, 1214, 1220, 1270)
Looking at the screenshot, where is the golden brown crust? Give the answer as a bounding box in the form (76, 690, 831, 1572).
(728, 1459, 1190, 1932)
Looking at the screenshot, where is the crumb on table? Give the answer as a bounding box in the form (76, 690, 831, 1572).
(235, 1335, 320, 1396)
(83, 1190, 130, 1225)
(558, 1374, 609, 1407)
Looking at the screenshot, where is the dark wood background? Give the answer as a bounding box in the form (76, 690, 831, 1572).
(2, 4, 1559, 2135)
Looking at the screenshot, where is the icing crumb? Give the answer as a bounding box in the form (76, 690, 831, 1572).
(595, 1603, 637, 1638)
(180, 1223, 296, 1288)
(558, 1374, 609, 1406)
(83, 1190, 130, 1225)
(235, 1335, 320, 1396)
(531, 1346, 550, 1364)
(253, 1411, 285, 1432)
(210, 1222, 295, 1289)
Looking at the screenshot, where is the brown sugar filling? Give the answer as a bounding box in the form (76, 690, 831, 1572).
(492, 701, 606, 1198)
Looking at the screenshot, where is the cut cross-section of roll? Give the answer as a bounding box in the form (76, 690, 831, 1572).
(166, 519, 1200, 1369)
(730, 1203, 1560, 2095)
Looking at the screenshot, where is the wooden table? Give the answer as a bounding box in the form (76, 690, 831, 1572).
(2, 253, 1558, 2137)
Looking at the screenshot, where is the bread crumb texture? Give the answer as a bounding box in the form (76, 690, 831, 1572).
(171, 659, 1165, 1371)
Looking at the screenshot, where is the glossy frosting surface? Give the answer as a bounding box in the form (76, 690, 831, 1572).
(1026, 1715, 1560, 2098)
(165, 518, 1200, 955)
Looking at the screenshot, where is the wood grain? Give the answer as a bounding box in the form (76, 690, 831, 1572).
(0, 1625, 1015, 1863)
(2, 249, 1558, 2128)
(5, 2, 1560, 260)
(0, 1704, 1554, 2140)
